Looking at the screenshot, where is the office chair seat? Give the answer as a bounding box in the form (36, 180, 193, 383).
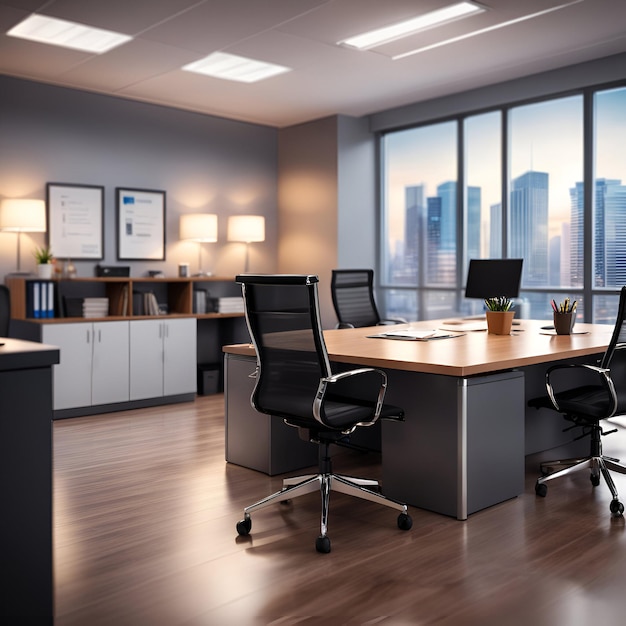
(532, 286, 626, 517)
(234, 274, 412, 553)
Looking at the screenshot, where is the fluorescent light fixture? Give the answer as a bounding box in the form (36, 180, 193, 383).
(339, 1, 485, 50)
(7, 14, 132, 54)
(183, 52, 290, 83)
(393, 0, 584, 60)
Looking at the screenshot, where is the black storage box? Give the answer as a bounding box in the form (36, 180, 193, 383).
(198, 364, 220, 395)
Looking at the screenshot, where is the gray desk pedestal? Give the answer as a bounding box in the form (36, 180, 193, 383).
(381, 369, 525, 520)
(224, 353, 318, 475)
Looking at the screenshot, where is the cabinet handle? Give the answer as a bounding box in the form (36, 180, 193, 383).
(98, 329, 102, 343)
(87, 329, 91, 343)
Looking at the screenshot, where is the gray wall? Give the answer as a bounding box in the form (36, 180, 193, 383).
(0, 76, 279, 279)
(370, 51, 626, 132)
(277, 114, 378, 328)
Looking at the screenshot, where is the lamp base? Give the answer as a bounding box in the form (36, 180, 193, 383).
(7, 270, 35, 277)
(193, 271, 213, 277)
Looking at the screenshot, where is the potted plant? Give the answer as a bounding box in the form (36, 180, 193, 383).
(484, 296, 515, 335)
(33, 245, 54, 279)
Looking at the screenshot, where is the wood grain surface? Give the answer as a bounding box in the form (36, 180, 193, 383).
(53, 394, 626, 624)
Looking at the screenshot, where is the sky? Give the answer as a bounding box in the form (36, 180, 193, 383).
(383, 87, 625, 248)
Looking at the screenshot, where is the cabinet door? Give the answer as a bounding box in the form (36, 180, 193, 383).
(129, 320, 164, 400)
(42, 324, 92, 410)
(163, 318, 197, 396)
(91, 321, 130, 405)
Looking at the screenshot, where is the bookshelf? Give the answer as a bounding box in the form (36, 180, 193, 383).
(4, 276, 249, 417)
(4, 275, 244, 322)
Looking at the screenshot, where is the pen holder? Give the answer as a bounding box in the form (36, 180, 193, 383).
(553, 311, 575, 335)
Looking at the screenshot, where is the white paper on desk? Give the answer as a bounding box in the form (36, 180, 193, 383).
(439, 320, 487, 332)
(370, 329, 459, 341)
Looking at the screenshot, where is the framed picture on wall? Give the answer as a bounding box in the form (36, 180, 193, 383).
(116, 188, 166, 260)
(47, 183, 104, 259)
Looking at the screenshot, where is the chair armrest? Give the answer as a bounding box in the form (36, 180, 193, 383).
(314, 367, 387, 428)
(545, 362, 617, 417)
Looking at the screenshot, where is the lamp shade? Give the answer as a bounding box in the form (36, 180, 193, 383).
(227, 215, 265, 243)
(179, 213, 218, 242)
(0, 198, 46, 232)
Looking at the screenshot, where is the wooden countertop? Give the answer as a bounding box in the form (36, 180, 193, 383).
(223, 319, 613, 377)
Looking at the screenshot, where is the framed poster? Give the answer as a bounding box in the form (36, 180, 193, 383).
(116, 188, 166, 260)
(47, 183, 104, 259)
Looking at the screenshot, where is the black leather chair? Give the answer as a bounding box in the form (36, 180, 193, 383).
(0, 285, 10, 337)
(533, 285, 626, 516)
(234, 274, 412, 553)
(331, 269, 404, 328)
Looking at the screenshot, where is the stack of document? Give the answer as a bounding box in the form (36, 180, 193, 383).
(369, 328, 462, 341)
(82, 297, 109, 318)
(217, 297, 244, 314)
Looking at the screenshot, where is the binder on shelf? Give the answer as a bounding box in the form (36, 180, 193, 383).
(47, 282, 54, 318)
(26, 280, 55, 319)
(132, 291, 144, 316)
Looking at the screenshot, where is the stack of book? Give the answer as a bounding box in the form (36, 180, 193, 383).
(82, 298, 109, 318)
(217, 297, 244, 314)
(143, 291, 160, 315)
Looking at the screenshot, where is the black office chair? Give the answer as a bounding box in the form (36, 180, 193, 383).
(533, 285, 626, 516)
(234, 274, 412, 553)
(0, 285, 10, 337)
(331, 269, 404, 328)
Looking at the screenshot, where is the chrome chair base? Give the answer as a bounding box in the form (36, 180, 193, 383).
(237, 472, 411, 553)
(536, 453, 626, 516)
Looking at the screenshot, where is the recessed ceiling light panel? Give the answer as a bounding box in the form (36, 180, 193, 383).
(339, 1, 486, 50)
(7, 14, 132, 53)
(183, 52, 291, 83)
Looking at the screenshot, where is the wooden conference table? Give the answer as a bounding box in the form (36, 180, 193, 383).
(223, 319, 614, 520)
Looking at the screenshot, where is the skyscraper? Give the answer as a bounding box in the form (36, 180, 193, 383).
(510, 171, 549, 286)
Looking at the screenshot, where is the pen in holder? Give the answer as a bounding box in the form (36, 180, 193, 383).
(551, 298, 576, 335)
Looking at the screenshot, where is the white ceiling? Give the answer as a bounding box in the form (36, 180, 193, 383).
(0, 0, 625, 128)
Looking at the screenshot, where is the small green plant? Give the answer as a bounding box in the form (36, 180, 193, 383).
(484, 296, 512, 312)
(33, 245, 53, 264)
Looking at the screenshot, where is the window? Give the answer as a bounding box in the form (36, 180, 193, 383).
(381, 121, 456, 320)
(508, 96, 583, 318)
(380, 86, 624, 323)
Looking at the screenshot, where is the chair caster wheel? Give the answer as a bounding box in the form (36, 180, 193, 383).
(397, 512, 412, 530)
(610, 500, 624, 517)
(590, 472, 601, 486)
(535, 482, 547, 497)
(315, 535, 331, 553)
(236, 516, 251, 536)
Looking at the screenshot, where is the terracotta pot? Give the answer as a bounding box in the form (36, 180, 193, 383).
(486, 310, 515, 335)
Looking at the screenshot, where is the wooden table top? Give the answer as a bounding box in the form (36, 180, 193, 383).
(223, 318, 614, 377)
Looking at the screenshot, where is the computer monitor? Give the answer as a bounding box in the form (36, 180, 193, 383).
(464, 259, 523, 299)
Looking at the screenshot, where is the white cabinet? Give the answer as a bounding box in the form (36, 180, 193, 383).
(42, 322, 130, 410)
(129, 318, 197, 401)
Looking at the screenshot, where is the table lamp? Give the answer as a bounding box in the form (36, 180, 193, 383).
(227, 215, 265, 272)
(179, 213, 218, 276)
(0, 198, 47, 274)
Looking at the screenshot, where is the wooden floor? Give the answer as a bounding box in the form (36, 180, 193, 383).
(53, 395, 626, 625)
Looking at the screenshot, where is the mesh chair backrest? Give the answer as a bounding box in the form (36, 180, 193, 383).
(0, 285, 10, 337)
(601, 285, 626, 369)
(331, 269, 381, 327)
(238, 274, 331, 423)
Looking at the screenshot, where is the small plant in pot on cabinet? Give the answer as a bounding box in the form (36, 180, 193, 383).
(34, 245, 53, 279)
(484, 296, 515, 335)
